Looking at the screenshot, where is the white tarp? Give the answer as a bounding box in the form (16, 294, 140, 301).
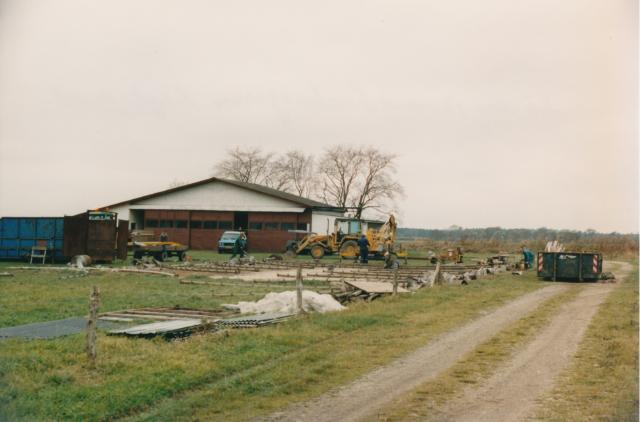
(224, 291, 345, 314)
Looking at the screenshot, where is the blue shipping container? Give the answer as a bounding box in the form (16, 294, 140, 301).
(0, 217, 65, 261)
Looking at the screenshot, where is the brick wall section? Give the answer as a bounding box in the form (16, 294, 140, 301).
(144, 210, 190, 245)
(246, 211, 310, 252)
(190, 211, 233, 250)
(142, 209, 310, 252)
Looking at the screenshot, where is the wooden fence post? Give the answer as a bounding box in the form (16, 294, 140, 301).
(86, 285, 100, 367)
(296, 265, 303, 314)
(393, 269, 399, 296)
(433, 261, 441, 285)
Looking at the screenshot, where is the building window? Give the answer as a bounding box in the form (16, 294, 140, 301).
(281, 222, 295, 231)
(190, 220, 202, 229)
(264, 222, 279, 231)
(176, 220, 188, 229)
(146, 219, 159, 228)
(249, 222, 263, 230)
(159, 220, 173, 228)
(297, 223, 307, 231)
(203, 221, 217, 230)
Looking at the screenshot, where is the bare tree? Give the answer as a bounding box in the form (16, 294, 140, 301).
(317, 146, 363, 208)
(318, 146, 403, 218)
(214, 145, 403, 216)
(351, 148, 403, 219)
(213, 147, 274, 185)
(273, 151, 315, 197)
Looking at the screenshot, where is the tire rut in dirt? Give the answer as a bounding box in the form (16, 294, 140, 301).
(430, 263, 629, 422)
(258, 284, 569, 422)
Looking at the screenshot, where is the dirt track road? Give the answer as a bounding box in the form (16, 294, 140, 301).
(431, 261, 629, 422)
(259, 284, 569, 422)
(260, 262, 629, 422)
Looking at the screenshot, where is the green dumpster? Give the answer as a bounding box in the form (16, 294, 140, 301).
(537, 252, 602, 281)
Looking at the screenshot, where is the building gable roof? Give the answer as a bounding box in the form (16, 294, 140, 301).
(101, 177, 342, 211)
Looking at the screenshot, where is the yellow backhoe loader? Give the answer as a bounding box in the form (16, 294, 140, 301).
(286, 214, 406, 261)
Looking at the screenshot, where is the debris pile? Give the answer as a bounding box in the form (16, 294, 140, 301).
(544, 241, 565, 252)
(223, 291, 345, 314)
(333, 280, 410, 303)
(229, 256, 257, 266)
(217, 312, 294, 328)
(417, 265, 506, 287)
(69, 255, 92, 269)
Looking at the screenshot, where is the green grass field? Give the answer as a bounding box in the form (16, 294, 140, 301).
(0, 262, 543, 421)
(535, 262, 639, 421)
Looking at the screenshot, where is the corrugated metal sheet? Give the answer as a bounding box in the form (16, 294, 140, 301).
(217, 312, 295, 328)
(0, 318, 121, 340)
(109, 319, 202, 336)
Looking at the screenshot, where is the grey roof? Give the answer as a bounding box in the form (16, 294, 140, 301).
(102, 177, 343, 211)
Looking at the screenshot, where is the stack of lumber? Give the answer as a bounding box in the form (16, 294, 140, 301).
(332, 280, 409, 303)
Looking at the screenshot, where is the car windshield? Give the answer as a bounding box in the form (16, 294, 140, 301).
(221, 232, 241, 241)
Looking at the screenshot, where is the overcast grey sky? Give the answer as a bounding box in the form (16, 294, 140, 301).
(0, 0, 637, 232)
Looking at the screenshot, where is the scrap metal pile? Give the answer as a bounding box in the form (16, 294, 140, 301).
(100, 306, 298, 338)
(162, 259, 502, 304)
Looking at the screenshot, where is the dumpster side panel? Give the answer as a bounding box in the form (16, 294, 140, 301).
(0, 217, 65, 261)
(87, 220, 117, 262)
(19, 219, 36, 240)
(556, 253, 580, 279)
(36, 219, 55, 238)
(0, 219, 19, 258)
(538, 252, 556, 278)
(580, 253, 602, 280)
(1, 218, 18, 238)
(63, 215, 88, 257)
(116, 220, 129, 260)
(537, 251, 603, 281)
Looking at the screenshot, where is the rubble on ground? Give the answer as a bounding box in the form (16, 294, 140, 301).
(229, 256, 256, 265)
(332, 280, 409, 303)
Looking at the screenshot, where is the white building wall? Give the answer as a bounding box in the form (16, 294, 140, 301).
(104, 181, 322, 229)
(131, 182, 301, 212)
(109, 205, 131, 222)
(311, 211, 343, 235)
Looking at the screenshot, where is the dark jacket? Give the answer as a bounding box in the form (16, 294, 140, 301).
(358, 236, 370, 250)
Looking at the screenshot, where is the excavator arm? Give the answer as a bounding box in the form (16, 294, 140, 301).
(294, 234, 329, 254)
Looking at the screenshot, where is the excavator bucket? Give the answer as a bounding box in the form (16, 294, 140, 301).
(376, 214, 397, 245)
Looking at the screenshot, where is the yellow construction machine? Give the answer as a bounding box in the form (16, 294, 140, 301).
(286, 214, 406, 261)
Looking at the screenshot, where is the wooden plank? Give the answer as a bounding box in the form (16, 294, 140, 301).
(344, 280, 409, 294)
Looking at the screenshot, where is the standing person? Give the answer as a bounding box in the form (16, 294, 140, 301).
(231, 233, 245, 259)
(159, 232, 168, 242)
(521, 245, 534, 269)
(239, 232, 247, 257)
(358, 234, 370, 264)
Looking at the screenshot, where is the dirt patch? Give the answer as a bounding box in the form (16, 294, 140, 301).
(427, 261, 630, 422)
(258, 284, 568, 422)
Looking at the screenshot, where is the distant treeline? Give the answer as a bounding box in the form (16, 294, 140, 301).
(398, 227, 637, 242)
(398, 227, 639, 258)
